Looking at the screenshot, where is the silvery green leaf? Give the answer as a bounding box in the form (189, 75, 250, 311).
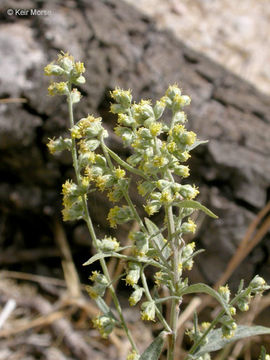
(194, 326, 270, 357)
(83, 252, 112, 266)
(95, 298, 117, 321)
(145, 218, 171, 259)
(178, 283, 231, 317)
(187, 139, 208, 151)
(140, 332, 166, 360)
(176, 200, 218, 219)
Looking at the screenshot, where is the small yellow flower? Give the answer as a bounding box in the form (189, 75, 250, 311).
(185, 131, 197, 146)
(115, 167, 126, 179)
(74, 61, 85, 74)
(219, 285, 231, 303)
(201, 322, 211, 332)
(127, 350, 140, 360)
(85, 285, 99, 299)
(110, 88, 132, 107)
(95, 175, 107, 191)
(141, 301, 156, 322)
(62, 179, 75, 196)
(160, 190, 173, 203)
(149, 122, 162, 136)
(47, 138, 56, 154)
(89, 271, 100, 282)
(144, 203, 158, 216)
(153, 155, 167, 167)
(167, 141, 177, 153)
(48, 82, 68, 96)
(107, 206, 120, 228)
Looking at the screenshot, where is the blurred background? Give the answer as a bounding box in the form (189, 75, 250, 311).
(0, 0, 269, 359)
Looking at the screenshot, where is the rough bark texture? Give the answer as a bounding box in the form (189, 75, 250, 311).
(0, 0, 270, 288)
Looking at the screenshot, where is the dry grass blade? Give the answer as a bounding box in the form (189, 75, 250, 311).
(0, 310, 66, 338)
(53, 218, 82, 298)
(0, 98, 27, 103)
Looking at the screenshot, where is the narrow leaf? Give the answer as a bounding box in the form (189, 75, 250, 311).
(188, 139, 208, 151)
(176, 200, 218, 219)
(178, 283, 231, 317)
(140, 332, 165, 360)
(83, 252, 111, 266)
(195, 325, 270, 356)
(95, 297, 117, 321)
(145, 218, 171, 259)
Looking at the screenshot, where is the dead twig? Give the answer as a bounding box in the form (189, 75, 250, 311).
(53, 218, 82, 298)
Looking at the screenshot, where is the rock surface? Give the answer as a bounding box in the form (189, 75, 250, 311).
(0, 0, 269, 288)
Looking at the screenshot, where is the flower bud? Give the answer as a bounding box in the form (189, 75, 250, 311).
(160, 189, 173, 204)
(149, 122, 163, 136)
(173, 111, 187, 124)
(110, 103, 127, 114)
(144, 200, 162, 216)
(48, 82, 69, 96)
(93, 315, 115, 338)
(107, 205, 134, 228)
(179, 184, 199, 200)
(125, 262, 141, 287)
(165, 84, 181, 100)
(132, 231, 149, 256)
(127, 350, 140, 360)
(74, 75, 86, 85)
(174, 150, 191, 162)
(156, 180, 171, 191)
(182, 242, 195, 259)
(117, 113, 136, 127)
(62, 199, 84, 221)
(111, 88, 132, 108)
(96, 236, 120, 252)
(180, 130, 196, 146)
(141, 301, 156, 321)
(44, 63, 65, 76)
(174, 165, 190, 178)
(132, 100, 154, 124)
(221, 320, 237, 339)
(47, 137, 72, 154)
(181, 219, 197, 234)
(70, 88, 81, 103)
(57, 52, 74, 73)
(114, 126, 134, 145)
(154, 100, 166, 119)
(249, 275, 266, 290)
(129, 287, 144, 306)
(237, 295, 251, 312)
(218, 285, 231, 303)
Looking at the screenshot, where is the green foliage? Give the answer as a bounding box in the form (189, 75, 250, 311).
(45, 52, 270, 360)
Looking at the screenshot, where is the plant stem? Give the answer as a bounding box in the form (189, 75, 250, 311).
(100, 136, 169, 267)
(165, 203, 180, 360)
(185, 288, 252, 358)
(67, 90, 138, 353)
(141, 269, 172, 333)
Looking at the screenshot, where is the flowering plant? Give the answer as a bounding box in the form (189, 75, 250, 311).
(45, 52, 270, 360)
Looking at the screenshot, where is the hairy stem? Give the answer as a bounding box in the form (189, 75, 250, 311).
(166, 203, 179, 360)
(67, 89, 138, 353)
(141, 269, 172, 333)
